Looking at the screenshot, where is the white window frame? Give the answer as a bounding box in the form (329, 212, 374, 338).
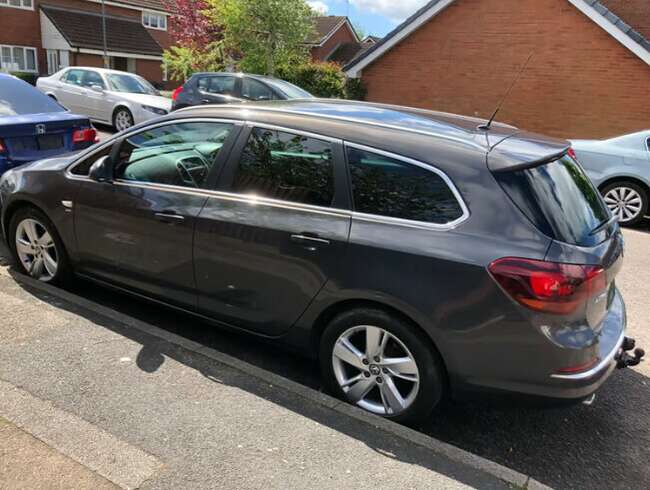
(0, 44, 38, 73)
(0, 0, 34, 11)
(142, 11, 167, 31)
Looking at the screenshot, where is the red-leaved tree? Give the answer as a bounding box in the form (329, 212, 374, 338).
(163, 0, 220, 48)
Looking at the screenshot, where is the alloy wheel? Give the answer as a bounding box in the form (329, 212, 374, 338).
(14, 218, 58, 282)
(604, 186, 643, 223)
(115, 110, 133, 132)
(331, 325, 420, 416)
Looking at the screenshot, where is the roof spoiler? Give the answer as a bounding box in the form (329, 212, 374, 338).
(487, 131, 571, 173)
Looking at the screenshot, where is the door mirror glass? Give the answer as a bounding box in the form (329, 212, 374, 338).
(88, 155, 112, 182)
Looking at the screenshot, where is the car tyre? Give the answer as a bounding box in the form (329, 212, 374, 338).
(113, 107, 134, 132)
(601, 181, 648, 226)
(8, 206, 72, 286)
(320, 307, 444, 424)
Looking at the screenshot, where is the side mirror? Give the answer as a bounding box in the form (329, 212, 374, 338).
(90, 84, 104, 93)
(88, 155, 112, 182)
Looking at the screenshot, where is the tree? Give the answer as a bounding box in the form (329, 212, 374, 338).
(206, 0, 315, 76)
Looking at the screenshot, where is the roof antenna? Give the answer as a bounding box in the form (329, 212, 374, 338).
(479, 52, 534, 131)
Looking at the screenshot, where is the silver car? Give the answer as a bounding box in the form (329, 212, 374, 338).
(572, 130, 650, 225)
(36, 67, 172, 132)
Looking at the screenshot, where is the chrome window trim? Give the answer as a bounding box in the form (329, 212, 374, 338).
(65, 117, 243, 179)
(181, 104, 487, 151)
(345, 142, 470, 230)
(550, 329, 625, 380)
(111, 180, 352, 219)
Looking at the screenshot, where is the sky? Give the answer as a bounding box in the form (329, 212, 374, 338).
(307, 0, 431, 38)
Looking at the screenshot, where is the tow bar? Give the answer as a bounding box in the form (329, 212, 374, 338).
(616, 336, 645, 369)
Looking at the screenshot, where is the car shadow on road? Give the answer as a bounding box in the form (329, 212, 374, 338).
(10, 276, 509, 490)
(9, 268, 650, 490)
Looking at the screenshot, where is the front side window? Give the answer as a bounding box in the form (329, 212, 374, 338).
(197, 76, 237, 96)
(347, 147, 464, 224)
(81, 71, 105, 89)
(241, 78, 276, 101)
(232, 127, 334, 207)
(107, 73, 157, 95)
(113, 122, 233, 188)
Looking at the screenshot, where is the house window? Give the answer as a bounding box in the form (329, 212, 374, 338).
(143, 11, 167, 31)
(0, 0, 34, 11)
(0, 45, 38, 73)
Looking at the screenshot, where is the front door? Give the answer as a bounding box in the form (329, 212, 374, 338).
(194, 125, 351, 336)
(74, 119, 240, 308)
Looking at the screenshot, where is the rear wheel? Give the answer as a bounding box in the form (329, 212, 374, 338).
(320, 308, 444, 424)
(9, 207, 71, 285)
(601, 181, 648, 226)
(113, 108, 134, 132)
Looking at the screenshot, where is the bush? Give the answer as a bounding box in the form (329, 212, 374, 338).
(344, 77, 366, 101)
(279, 62, 366, 100)
(11, 72, 37, 85)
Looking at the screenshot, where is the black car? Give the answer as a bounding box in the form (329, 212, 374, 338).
(0, 100, 641, 423)
(171, 72, 313, 111)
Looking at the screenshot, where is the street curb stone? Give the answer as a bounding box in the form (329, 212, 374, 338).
(12, 272, 551, 489)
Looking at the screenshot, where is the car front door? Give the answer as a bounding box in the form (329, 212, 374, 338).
(73, 119, 241, 308)
(193, 124, 351, 336)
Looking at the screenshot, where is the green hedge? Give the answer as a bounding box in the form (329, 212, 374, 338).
(278, 62, 366, 100)
(11, 72, 38, 85)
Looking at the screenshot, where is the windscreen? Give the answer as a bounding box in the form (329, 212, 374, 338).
(495, 155, 610, 247)
(107, 74, 157, 95)
(0, 76, 65, 116)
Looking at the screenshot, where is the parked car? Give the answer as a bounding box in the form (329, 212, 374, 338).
(571, 130, 650, 226)
(36, 67, 172, 132)
(171, 72, 313, 111)
(0, 73, 96, 176)
(0, 100, 640, 423)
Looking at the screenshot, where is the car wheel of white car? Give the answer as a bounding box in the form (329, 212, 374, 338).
(113, 108, 134, 132)
(601, 181, 648, 226)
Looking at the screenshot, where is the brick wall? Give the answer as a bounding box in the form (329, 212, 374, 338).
(360, 0, 650, 139)
(311, 22, 357, 61)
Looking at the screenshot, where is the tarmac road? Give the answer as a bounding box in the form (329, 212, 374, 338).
(11, 224, 642, 490)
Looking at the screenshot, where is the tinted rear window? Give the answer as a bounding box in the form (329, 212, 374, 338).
(495, 155, 610, 246)
(0, 76, 65, 116)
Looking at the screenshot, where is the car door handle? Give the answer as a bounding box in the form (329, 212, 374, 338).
(290, 234, 331, 246)
(154, 212, 185, 223)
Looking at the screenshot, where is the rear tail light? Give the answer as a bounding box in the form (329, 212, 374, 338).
(556, 357, 599, 374)
(488, 257, 607, 315)
(172, 85, 184, 101)
(0, 139, 6, 153)
(72, 128, 98, 144)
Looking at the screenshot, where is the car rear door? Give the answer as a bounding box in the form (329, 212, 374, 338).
(196, 75, 241, 105)
(73, 119, 241, 308)
(193, 124, 351, 336)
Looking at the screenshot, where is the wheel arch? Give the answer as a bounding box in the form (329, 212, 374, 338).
(309, 298, 449, 383)
(111, 104, 133, 125)
(598, 176, 650, 196)
(2, 198, 48, 240)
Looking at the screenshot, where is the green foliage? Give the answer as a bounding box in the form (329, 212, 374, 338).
(162, 43, 227, 82)
(206, 0, 314, 76)
(279, 62, 366, 100)
(11, 72, 37, 85)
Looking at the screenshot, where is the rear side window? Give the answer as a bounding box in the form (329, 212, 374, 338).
(197, 76, 237, 96)
(0, 76, 64, 116)
(347, 147, 464, 225)
(232, 127, 334, 207)
(494, 155, 609, 246)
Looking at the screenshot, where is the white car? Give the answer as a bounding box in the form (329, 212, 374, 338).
(572, 130, 650, 226)
(36, 67, 172, 132)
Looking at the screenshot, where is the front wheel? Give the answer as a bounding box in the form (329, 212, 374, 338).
(9, 207, 71, 285)
(113, 108, 134, 132)
(601, 181, 648, 226)
(320, 308, 445, 424)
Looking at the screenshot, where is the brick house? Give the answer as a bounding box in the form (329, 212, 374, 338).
(307, 15, 363, 65)
(0, 0, 172, 87)
(345, 0, 650, 139)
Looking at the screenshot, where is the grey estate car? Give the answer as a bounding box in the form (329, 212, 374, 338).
(0, 100, 642, 423)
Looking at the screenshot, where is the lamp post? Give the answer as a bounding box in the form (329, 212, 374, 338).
(101, 0, 109, 68)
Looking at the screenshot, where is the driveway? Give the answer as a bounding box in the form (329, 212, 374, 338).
(1, 224, 648, 489)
